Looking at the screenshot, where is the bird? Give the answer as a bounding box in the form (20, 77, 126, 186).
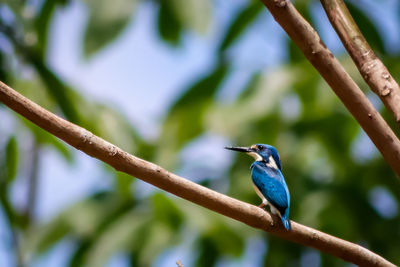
(225, 144, 291, 230)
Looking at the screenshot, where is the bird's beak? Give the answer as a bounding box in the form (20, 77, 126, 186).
(224, 146, 253, 153)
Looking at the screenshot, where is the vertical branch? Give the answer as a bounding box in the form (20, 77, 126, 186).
(24, 141, 40, 227)
(258, 0, 400, 178)
(320, 0, 400, 124)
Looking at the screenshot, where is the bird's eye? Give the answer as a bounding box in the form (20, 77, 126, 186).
(257, 145, 264, 150)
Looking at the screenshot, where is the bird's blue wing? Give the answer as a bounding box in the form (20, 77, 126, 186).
(251, 162, 289, 215)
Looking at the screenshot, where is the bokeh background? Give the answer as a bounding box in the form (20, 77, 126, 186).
(1, 0, 400, 266)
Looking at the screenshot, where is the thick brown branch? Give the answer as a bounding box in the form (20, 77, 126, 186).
(259, 0, 400, 178)
(320, 0, 400, 124)
(0, 82, 395, 266)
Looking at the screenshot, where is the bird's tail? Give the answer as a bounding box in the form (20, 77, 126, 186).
(281, 209, 291, 230)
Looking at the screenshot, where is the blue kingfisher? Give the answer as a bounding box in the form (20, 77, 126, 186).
(225, 144, 291, 230)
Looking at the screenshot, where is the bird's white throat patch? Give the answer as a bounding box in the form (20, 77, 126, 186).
(247, 152, 263, 161)
(247, 153, 279, 170)
(266, 155, 278, 169)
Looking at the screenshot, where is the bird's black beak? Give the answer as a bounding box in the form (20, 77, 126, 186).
(224, 146, 253, 153)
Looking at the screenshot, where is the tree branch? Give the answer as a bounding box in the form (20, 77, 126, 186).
(0, 82, 395, 266)
(24, 141, 40, 228)
(320, 0, 400, 124)
(259, 0, 400, 179)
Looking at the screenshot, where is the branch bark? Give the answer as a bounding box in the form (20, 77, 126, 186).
(0, 81, 395, 266)
(259, 0, 400, 179)
(320, 0, 400, 124)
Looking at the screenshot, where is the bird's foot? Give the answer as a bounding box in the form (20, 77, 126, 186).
(258, 203, 266, 209)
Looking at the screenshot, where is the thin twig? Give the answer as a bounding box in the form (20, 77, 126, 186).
(176, 260, 184, 267)
(0, 81, 394, 266)
(24, 141, 40, 227)
(320, 0, 400, 124)
(259, 0, 400, 179)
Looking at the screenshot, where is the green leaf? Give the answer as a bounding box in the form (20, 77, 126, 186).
(65, 192, 137, 266)
(79, 103, 141, 153)
(34, 0, 62, 59)
(28, 218, 70, 254)
(152, 193, 184, 231)
(0, 49, 9, 83)
(0, 136, 20, 229)
(84, 211, 149, 267)
(206, 67, 293, 139)
(29, 54, 80, 123)
(210, 225, 244, 256)
(114, 172, 134, 197)
(5, 136, 18, 182)
(157, 0, 183, 45)
(288, 39, 305, 63)
(158, 102, 205, 168)
(238, 72, 261, 99)
(346, 2, 385, 54)
(195, 224, 245, 266)
(20, 118, 73, 163)
(169, 0, 212, 34)
(170, 63, 229, 111)
(195, 235, 219, 267)
(293, 0, 313, 23)
(157, 0, 212, 45)
(157, 63, 229, 167)
(136, 222, 177, 266)
(219, 1, 263, 52)
(84, 0, 139, 57)
(292, 62, 319, 113)
(28, 191, 136, 257)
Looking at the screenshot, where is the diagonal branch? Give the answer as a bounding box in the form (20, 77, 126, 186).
(0, 81, 395, 266)
(320, 0, 400, 125)
(259, 0, 400, 179)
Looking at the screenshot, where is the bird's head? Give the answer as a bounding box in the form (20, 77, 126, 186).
(225, 143, 282, 170)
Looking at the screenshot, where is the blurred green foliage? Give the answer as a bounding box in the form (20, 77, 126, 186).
(84, 0, 139, 57)
(0, 0, 400, 266)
